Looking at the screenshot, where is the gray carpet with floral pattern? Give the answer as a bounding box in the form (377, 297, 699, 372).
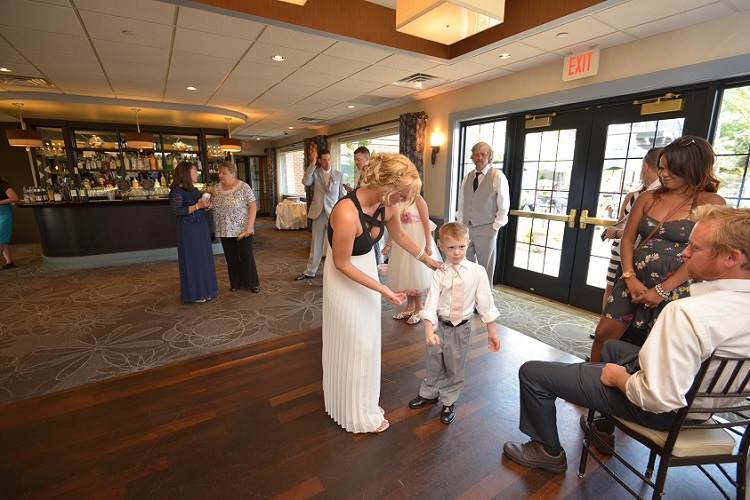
(0, 219, 597, 404)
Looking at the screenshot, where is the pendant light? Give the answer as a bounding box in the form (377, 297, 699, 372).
(5, 103, 43, 148)
(219, 117, 242, 153)
(124, 108, 153, 149)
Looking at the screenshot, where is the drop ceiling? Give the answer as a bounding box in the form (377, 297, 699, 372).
(0, 0, 748, 141)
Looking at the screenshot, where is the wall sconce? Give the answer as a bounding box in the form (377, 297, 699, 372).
(5, 103, 43, 149)
(430, 132, 444, 165)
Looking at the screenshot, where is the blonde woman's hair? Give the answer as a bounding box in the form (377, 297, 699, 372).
(693, 205, 750, 269)
(362, 153, 422, 206)
(439, 221, 469, 242)
(218, 162, 237, 176)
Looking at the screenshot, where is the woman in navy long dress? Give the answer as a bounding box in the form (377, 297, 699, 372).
(169, 161, 218, 303)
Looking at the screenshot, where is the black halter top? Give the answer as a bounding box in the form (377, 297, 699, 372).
(327, 189, 385, 256)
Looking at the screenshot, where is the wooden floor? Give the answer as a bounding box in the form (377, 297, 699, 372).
(0, 312, 722, 499)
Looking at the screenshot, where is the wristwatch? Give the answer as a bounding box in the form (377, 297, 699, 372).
(622, 271, 636, 279)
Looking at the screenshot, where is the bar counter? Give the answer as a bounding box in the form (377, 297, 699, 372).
(19, 198, 221, 269)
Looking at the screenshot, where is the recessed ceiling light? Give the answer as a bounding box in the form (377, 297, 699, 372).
(256, 137, 261, 140)
(121, 30, 137, 36)
(347, 105, 355, 109)
(498, 53, 511, 59)
(186, 86, 197, 91)
(287, 126, 294, 129)
(0, 67, 12, 73)
(556, 32, 569, 38)
(271, 55, 284, 62)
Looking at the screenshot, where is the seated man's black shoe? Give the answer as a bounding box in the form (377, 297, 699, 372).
(408, 395, 439, 409)
(251, 286, 260, 293)
(440, 404, 455, 424)
(295, 274, 314, 281)
(589, 332, 596, 339)
(579, 414, 615, 455)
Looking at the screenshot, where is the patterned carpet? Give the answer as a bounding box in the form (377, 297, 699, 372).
(0, 219, 598, 404)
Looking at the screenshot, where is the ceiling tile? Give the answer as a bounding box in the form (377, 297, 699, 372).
(21, 49, 101, 73)
(0, 26, 93, 55)
(0, 1, 83, 37)
(500, 52, 560, 73)
(176, 6, 265, 41)
(350, 65, 414, 84)
(232, 60, 297, 80)
(468, 41, 545, 68)
(624, 3, 735, 38)
(283, 70, 342, 89)
(368, 85, 419, 98)
(74, 0, 176, 24)
(460, 68, 513, 84)
(80, 11, 173, 49)
(215, 73, 278, 100)
(102, 60, 165, 80)
(241, 42, 317, 69)
(522, 16, 617, 52)
(312, 78, 383, 100)
(0, 62, 43, 77)
(173, 27, 252, 59)
(322, 40, 393, 63)
(423, 59, 494, 80)
(592, 0, 717, 30)
(170, 50, 236, 74)
(93, 40, 169, 66)
(256, 25, 336, 52)
(377, 53, 441, 72)
(168, 67, 224, 88)
(300, 54, 370, 78)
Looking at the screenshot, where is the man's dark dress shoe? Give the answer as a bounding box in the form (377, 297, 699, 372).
(503, 440, 567, 473)
(251, 286, 260, 293)
(579, 414, 615, 454)
(408, 395, 439, 409)
(440, 404, 455, 424)
(295, 274, 313, 281)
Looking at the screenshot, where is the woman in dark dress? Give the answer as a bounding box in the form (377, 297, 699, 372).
(169, 161, 218, 303)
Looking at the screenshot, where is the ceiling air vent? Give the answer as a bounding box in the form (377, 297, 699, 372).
(0, 75, 55, 88)
(297, 116, 324, 123)
(393, 73, 444, 90)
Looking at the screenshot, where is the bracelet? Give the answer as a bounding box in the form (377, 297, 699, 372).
(654, 283, 670, 301)
(415, 249, 425, 261)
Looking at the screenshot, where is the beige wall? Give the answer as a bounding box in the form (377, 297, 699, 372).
(274, 10, 750, 217)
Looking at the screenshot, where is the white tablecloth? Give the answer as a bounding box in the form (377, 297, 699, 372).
(275, 202, 308, 230)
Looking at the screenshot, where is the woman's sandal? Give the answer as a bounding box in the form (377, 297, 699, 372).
(392, 310, 414, 320)
(406, 312, 422, 325)
(373, 419, 390, 433)
(378, 406, 385, 415)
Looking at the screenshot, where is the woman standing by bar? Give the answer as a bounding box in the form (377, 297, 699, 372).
(211, 162, 260, 293)
(169, 161, 218, 303)
(0, 174, 19, 270)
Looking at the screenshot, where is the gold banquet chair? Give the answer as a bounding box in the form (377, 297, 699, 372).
(578, 355, 750, 499)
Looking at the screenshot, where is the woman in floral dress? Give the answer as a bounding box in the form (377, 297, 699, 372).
(590, 136, 725, 361)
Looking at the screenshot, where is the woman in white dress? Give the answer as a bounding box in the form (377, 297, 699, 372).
(383, 194, 441, 325)
(323, 153, 440, 433)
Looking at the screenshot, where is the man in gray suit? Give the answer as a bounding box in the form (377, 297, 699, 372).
(295, 148, 346, 280)
(455, 142, 510, 284)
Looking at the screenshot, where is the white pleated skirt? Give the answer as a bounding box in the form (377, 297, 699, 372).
(322, 247, 385, 433)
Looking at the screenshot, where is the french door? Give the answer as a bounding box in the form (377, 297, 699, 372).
(502, 90, 710, 312)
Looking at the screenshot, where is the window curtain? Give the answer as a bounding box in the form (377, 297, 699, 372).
(265, 147, 277, 218)
(399, 111, 428, 179)
(303, 135, 328, 216)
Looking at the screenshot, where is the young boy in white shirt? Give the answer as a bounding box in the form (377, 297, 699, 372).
(408, 221, 501, 424)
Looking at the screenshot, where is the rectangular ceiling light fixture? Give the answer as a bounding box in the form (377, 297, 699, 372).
(396, 0, 504, 45)
(277, 0, 308, 5)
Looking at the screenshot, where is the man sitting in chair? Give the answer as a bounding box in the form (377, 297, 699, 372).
(503, 205, 750, 474)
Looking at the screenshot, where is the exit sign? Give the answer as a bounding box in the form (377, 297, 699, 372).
(562, 48, 600, 81)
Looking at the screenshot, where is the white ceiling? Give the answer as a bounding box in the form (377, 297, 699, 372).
(1, 0, 748, 140)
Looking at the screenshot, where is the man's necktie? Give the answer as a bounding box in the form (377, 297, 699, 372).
(450, 265, 464, 326)
(324, 172, 330, 190)
(473, 172, 480, 192)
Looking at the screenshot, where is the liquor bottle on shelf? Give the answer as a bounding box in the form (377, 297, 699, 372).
(53, 187, 62, 202)
(70, 183, 79, 202)
(149, 155, 156, 170)
(123, 154, 130, 170)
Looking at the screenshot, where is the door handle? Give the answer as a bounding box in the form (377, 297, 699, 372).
(509, 208, 578, 228)
(579, 209, 618, 229)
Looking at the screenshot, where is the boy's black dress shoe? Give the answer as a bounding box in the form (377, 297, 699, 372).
(440, 404, 455, 424)
(295, 274, 314, 280)
(408, 395, 439, 408)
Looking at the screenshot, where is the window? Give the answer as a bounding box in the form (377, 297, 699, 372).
(333, 128, 399, 187)
(277, 147, 306, 197)
(713, 84, 750, 208)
